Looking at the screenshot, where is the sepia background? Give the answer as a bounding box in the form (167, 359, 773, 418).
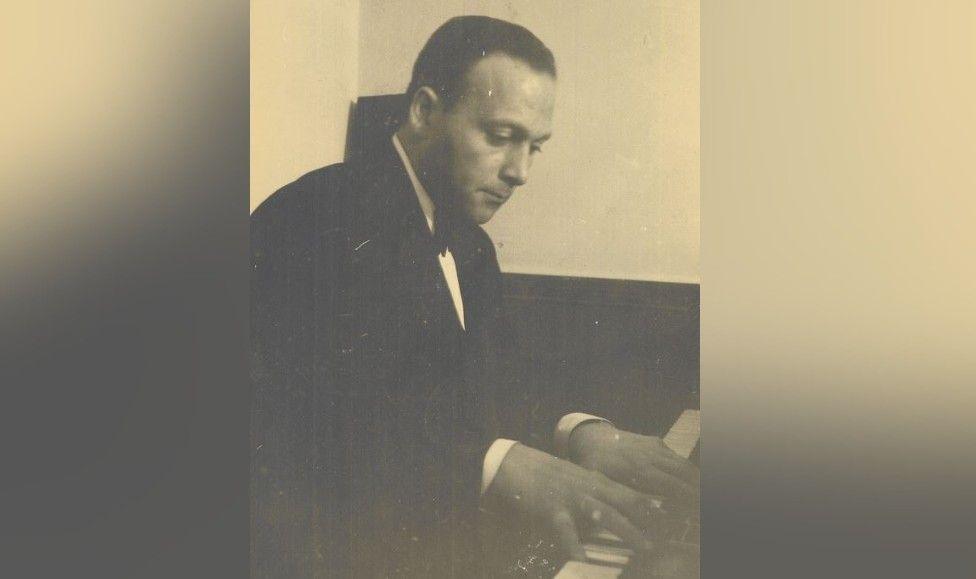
(1, 1, 974, 578)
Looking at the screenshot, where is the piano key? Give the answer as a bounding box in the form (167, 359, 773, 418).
(589, 529, 623, 545)
(662, 409, 700, 458)
(554, 561, 624, 579)
(584, 545, 630, 567)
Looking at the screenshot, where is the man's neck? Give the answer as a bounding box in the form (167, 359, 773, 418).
(392, 132, 436, 233)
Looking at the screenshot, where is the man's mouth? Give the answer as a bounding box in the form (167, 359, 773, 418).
(484, 189, 512, 203)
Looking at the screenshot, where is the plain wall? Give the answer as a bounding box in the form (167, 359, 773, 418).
(250, 0, 359, 213)
(360, 0, 700, 283)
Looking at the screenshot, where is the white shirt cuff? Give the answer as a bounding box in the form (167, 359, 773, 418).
(553, 412, 614, 458)
(481, 438, 519, 496)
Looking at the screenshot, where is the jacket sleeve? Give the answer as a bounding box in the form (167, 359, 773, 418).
(475, 242, 598, 457)
(250, 173, 350, 578)
(471, 239, 559, 455)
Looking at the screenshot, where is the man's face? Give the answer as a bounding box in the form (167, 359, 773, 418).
(422, 54, 556, 225)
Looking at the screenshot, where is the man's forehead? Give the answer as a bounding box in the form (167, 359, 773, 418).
(457, 53, 556, 128)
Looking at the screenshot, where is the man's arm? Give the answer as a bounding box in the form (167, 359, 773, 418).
(568, 420, 699, 503)
(482, 443, 664, 562)
(250, 171, 351, 578)
(470, 241, 697, 560)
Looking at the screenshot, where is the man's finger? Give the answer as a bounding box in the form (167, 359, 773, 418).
(578, 496, 655, 553)
(583, 471, 665, 532)
(551, 509, 587, 561)
(633, 465, 697, 502)
(644, 452, 700, 485)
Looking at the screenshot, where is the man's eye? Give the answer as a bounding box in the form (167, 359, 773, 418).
(487, 132, 512, 145)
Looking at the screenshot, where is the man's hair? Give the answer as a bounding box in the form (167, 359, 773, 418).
(405, 16, 556, 113)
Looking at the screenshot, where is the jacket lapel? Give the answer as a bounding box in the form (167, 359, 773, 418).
(343, 136, 465, 363)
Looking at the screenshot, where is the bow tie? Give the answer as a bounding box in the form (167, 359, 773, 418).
(430, 209, 454, 257)
(431, 224, 450, 257)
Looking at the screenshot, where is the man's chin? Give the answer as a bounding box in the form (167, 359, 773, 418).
(469, 206, 500, 225)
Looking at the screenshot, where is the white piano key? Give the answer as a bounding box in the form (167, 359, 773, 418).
(662, 409, 700, 458)
(584, 546, 630, 566)
(554, 560, 624, 579)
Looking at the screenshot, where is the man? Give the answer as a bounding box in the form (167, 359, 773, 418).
(251, 16, 698, 578)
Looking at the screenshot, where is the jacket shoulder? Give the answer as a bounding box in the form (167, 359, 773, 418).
(465, 223, 501, 271)
(250, 163, 359, 275)
(251, 163, 354, 225)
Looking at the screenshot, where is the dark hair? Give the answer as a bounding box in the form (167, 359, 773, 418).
(405, 16, 556, 113)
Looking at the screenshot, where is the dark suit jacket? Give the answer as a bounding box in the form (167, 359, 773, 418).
(251, 136, 551, 577)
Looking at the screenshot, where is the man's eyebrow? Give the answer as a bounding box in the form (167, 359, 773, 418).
(484, 120, 524, 133)
(484, 121, 551, 142)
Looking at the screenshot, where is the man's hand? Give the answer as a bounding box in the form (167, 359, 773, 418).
(569, 422, 699, 505)
(484, 443, 664, 561)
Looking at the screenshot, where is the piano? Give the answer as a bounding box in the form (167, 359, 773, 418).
(554, 409, 701, 579)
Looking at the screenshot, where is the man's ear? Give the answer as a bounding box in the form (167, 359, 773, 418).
(407, 87, 443, 133)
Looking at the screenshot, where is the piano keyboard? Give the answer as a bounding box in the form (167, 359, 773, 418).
(554, 409, 700, 579)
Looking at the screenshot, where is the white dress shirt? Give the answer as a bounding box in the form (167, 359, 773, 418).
(391, 134, 611, 496)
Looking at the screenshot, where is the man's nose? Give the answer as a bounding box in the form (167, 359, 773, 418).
(500, 144, 531, 188)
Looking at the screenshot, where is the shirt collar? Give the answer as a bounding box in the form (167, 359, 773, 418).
(391, 133, 435, 233)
